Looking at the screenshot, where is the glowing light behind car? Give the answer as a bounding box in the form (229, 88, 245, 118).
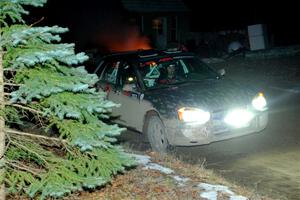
(252, 92, 267, 111)
(224, 109, 254, 128)
(178, 107, 210, 125)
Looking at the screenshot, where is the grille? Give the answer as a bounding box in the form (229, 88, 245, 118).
(211, 110, 230, 134)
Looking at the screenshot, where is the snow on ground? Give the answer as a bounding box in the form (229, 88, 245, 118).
(172, 175, 190, 186)
(131, 154, 248, 200)
(198, 183, 247, 200)
(130, 154, 151, 165)
(143, 163, 174, 174)
(131, 154, 174, 174)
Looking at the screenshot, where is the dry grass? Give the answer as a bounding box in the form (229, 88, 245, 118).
(8, 147, 274, 199)
(67, 150, 273, 200)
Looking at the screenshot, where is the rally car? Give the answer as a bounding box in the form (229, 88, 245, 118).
(94, 49, 268, 152)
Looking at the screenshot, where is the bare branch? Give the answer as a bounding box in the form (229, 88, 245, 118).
(29, 17, 45, 27)
(7, 103, 44, 115)
(6, 159, 44, 176)
(5, 128, 66, 143)
(4, 133, 11, 153)
(3, 68, 16, 72)
(4, 83, 22, 87)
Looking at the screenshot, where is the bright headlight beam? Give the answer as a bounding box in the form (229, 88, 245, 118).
(252, 92, 267, 111)
(178, 107, 210, 125)
(224, 109, 254, 128)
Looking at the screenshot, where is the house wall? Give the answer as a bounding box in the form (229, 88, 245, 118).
(129, 12, 190, 49)
(176, 13, 190, 43)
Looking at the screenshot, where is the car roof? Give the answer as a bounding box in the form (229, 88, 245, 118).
(99, 49, 195, 62)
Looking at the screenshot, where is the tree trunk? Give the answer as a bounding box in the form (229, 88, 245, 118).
(0, 45, 6, 199)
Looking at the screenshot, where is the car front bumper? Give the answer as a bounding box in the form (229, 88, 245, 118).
(165, 111, 268, 146)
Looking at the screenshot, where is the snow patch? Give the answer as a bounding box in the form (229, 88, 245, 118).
(230, 195, 248, 200)
(199, 183, 234, 195)
(143, 163, 174, 174)
(131, 154, 248, 200)
(198, 183, 247, 200)
(172, 175, 190, 186)
(131, 154, 174, 174)
(201, 190, 218, 200)
(131, 154, 151, 165)
(172, 175, 190, 183)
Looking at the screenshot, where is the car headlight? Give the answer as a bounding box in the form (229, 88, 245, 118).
(252, 92, 267, 111)
(178, 107, 210, 125)
(224, 109, 254, 128)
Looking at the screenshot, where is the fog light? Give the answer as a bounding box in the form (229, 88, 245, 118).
(252, 92, 267, 111)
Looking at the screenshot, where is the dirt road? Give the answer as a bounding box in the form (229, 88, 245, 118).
(172, 86, 300, 200)
(172, 56, 300, 200)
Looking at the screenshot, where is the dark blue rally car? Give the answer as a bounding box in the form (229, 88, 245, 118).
(94, 49, 268, 152)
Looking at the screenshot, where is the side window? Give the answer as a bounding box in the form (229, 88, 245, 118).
(101, 61, 121, 84)
(94, 60, 105, 76)
(119, 62, 138, 90)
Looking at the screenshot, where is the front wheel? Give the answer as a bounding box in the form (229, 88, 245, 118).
(144, 113, 171, 153)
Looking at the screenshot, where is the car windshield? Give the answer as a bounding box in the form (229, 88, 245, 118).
(138, 55, 218, 89)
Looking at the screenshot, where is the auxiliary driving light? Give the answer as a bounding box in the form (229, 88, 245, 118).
(252, 92, 267, 111)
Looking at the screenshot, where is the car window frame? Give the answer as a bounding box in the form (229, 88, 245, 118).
(118, 60, 145, 92)
(98, 58, 144, 92)
(100, 60, 122, 85)
(93, 60, 105, 76)
(172, 55, 221, 79)
(137, 54, 222, 91)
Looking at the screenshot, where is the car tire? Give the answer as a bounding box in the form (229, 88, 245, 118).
(144, 113, 171, 153)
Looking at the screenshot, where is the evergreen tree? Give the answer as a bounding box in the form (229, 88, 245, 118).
(0, 0, 135, 199)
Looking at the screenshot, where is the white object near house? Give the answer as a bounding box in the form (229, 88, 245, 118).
(227, 41, 243, 53)
(248, 24, 267, 51)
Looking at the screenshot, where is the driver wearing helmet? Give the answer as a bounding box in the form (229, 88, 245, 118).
(158, 63, 177, 84)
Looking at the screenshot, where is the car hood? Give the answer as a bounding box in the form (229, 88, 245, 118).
(144, 79, 257, 119)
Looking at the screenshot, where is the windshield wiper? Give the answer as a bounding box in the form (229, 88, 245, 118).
(186, 77, 218, 82)
(167, 80, 189, 85)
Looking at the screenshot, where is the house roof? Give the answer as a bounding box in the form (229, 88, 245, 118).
(121, 0, 188, 13)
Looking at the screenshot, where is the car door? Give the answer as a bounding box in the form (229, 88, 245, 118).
(98, 59, 153, 132)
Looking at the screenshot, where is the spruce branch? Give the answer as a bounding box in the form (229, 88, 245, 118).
(1, 1, 135, 198)
(9, 140, 49, 168)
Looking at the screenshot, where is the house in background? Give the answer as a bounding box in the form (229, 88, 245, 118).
(121, 0, 189, 49)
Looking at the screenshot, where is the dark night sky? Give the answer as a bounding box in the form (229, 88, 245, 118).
(28, 0, 300, 49)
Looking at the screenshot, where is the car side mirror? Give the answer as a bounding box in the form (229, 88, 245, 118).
(218, 68, 226, 76)
(122, 83, 136, 92)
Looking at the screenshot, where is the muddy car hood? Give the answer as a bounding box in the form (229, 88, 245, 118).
(144, 79, 257, 119)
